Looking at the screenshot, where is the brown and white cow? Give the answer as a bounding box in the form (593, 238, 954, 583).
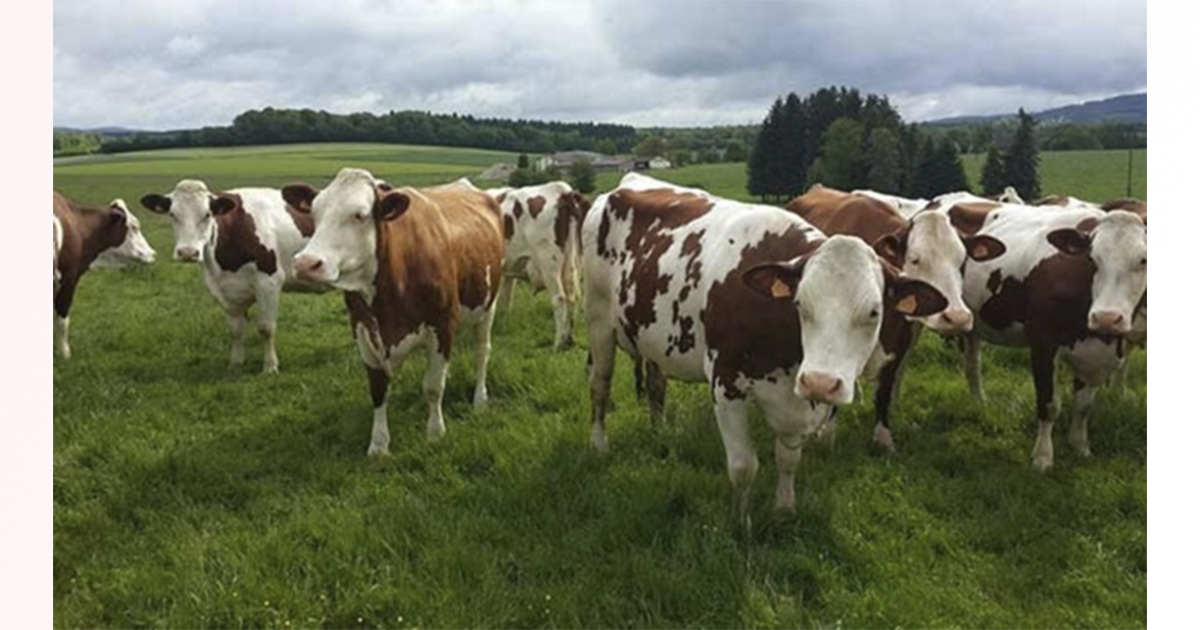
(956, 201, 1147, 471)
(584, 173, 948, 520)
(141, 180, 323, 373)
(785, 185, 1006, 451)
(487, 181, 590, 349)
(283, 169, 505, 456)
(53, 191, 157, 358)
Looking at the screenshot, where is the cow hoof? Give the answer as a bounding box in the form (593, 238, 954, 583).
(872, 425, 896, 453)
(473, 392, 489, 410)
(426, 424, 446, 440)
(262, 364, 279, 375)
(1031, 455, 1053, 473)
(591, 429, 608, 453)
(367, 443, 389, 457)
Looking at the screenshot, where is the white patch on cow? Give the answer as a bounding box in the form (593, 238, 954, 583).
(368, 404, 391, 457)
(1086, 211, 1146, 335)
(53, 215, 63, 292)
(94, 200, 157, 268)
(903, 211, 973, 334)
(293, 168, 383, 297)
(852, 189, 929, 219)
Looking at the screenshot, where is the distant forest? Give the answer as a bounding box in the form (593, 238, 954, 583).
(53, 97, 1145, 162)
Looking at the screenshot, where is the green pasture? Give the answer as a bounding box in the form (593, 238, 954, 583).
(54, 144, 1145, 628)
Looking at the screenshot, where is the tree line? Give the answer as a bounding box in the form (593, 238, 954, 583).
(97, 108, 641, 156)
(746, 86, 1044, 202)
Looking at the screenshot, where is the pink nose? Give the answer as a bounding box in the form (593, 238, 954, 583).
(293, 254, 326, 281)
(1090, 311, 1128, 334)
(798, 372, 844, 403)
(175, 246, 200, 262)
(939, 308, 974, 332)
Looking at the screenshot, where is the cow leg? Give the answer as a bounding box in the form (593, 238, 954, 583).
(964, 332, 986, 401)
(1068, 377, 1097, 458)
(587, 326, 616, 452)
(54, 281, 77, 359)
(714, 396, 757, 531)
(498, 276, 517, 311)
(226, 308, 249, 370)
(366, 366, 391, 457)
(872, 322, 917, 453)
(754, 382, 816, 512)
(645, 360, 668, 424)
(472, 301, 497, 409)
(561, 244, 580, 346)
(1029, 340, 1060, 472)
(424, 341, 451, 439)
(254, 280, 281, 374)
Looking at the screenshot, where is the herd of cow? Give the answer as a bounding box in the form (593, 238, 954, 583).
(53, 169, 1147, 520)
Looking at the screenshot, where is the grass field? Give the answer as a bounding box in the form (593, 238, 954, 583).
(54, 144, 1146, 628)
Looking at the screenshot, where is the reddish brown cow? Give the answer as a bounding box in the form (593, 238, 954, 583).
(284, 170, 505, 456)
(53, 191, 156, 358)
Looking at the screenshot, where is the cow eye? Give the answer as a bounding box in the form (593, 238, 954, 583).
(869, 308, 880, 319)
(908, 256, 920, 266)
(1140, 257, 1147, 267)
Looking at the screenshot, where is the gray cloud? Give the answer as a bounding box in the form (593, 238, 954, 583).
(54, 0, 1146, 130)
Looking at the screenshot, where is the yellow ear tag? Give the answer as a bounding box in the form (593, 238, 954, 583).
(770, 278, 792, 298)
(895, 295, 917, 314)
(972, 243, 989, 259)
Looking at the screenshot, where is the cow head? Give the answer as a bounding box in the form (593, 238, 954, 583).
(93, 199, 157, 268)
(744, 235, 948, 405)
(1047, 210, 1147, 336)
(287, 168, 401, 295)
(875, 211, 1006, 334)
(140, 179, 217, 262)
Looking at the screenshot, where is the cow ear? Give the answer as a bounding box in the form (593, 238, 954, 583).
(743, 259, 805, 300)
(375, 190, 411, 222)
(140, 194, 171, 214)
(885, 277, 949, 318)
(963, 234, 1006, 261)
(1046, 228, 1090, 256)
(281, 183, 319, 213)
(873, 233, 905, 266)
(210, 193, 242, 216)
(107, 204, 128, 226)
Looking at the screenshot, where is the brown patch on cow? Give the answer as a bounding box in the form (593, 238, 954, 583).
(786, 189, 906, 247)
(503, 214, 515, 241)
(527, 195, 546, 219)
(785, 185, 852, 219)
(53, 191, 131, 318)
(1033, 195, 1072, 207)
(947, 202, 1001, 236)
(1075, 217, 1099, 234)
(607, 189, 714, 347)
(211, 194, 278, 275)
(285, 203, 315, 237)
(512, 199, 525, 220)
(704, 225, 823, 399)
(363, 185, 505, 359)
(1101, 198, 1147, 224)
(553, 192, 587, 251)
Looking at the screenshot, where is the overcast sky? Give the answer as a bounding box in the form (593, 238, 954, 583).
(53, 0, 1146, 130)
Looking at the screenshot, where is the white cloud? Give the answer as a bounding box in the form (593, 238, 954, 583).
(53, 0, 1147, 129)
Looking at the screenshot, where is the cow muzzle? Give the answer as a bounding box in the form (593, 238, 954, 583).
(293, 254, 331, 283)
(174, 246, 200, 262)
(932, 307, 973, 334)
(796, 371, 849, 405)
(1089, 310, 1129, 335)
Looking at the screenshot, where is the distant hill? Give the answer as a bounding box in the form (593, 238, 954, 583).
(53, 126, 146, 136)
(927, 93, 1146, 126)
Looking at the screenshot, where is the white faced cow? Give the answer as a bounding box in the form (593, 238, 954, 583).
(54, 191, 157, 358)
(487, 181, 590, 349)
(283, 169, 505, 456)
(140, 180, 322, 373)
(583, 173, 948, 521)
(953, 201, 1147, 471)
(785, 185, 1006, 451)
